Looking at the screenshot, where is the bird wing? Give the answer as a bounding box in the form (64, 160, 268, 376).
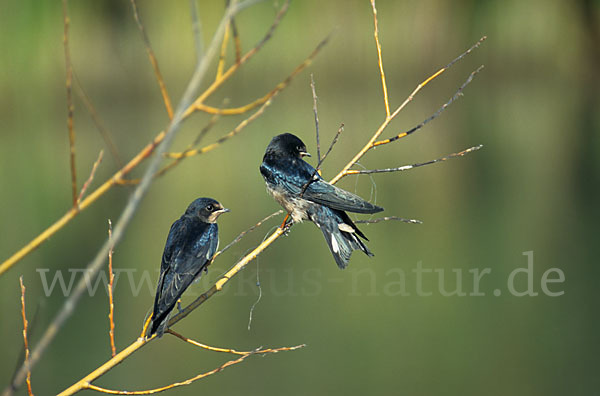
(263, 158, 383, 214)
(153, 221, 218, 324)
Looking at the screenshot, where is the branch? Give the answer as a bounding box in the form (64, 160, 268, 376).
(77, 150, 103, 206)
(355, 216, 422, 225)
(373, 66, 485, 147)
(310, 74, 321, 161)
(62, 0, 77, 207)
(84, 342, 302, 395)
(370, 0, 390, 117)
(217, 210, 283, 256)
(299, 123, 344, 198)
(129, 0, 174, 120)
(107, 220, 116, 357)
(19, 277, 33, 396)
(84, 355, 253, 394)
(167, 330, 304, 356)
(345, 145, 483, 175)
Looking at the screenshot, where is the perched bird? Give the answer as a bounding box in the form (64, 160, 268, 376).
(260, 133, 383, 269)
(150, 198, 229, 337)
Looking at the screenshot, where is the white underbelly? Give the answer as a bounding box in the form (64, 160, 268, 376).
(267, 185, 310, 223)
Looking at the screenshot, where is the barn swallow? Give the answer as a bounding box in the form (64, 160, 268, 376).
(150, 198, 229, 337)
(260, 133, 383, 269)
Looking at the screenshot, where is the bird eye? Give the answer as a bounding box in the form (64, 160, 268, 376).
(206, 204, 214, 211)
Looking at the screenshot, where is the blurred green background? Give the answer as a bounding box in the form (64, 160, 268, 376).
(1, 0, 598, 394)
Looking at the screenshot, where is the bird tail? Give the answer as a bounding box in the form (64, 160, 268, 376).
(315, 208, 373, 269)
(149, 313, 169, 338)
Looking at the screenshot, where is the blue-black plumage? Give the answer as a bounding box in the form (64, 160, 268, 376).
(150, 197, 229, 337)
(260, 133, 383, 269)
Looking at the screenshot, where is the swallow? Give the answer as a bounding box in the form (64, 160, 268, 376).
(260, 133, 383, 269)
(149, 197, 229, 337)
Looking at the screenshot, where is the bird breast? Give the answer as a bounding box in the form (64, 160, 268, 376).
(266, 184, 310, 223)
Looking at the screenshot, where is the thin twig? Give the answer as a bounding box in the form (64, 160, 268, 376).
(373, 66, 485, 147)
(107, 220, 116, 357)
(19, 277, 33, 396)
(346, 145, 483, 175)
(167, 329, 305, 356)
(355, 216, 422, 225)
(129, 0, 174, 120)
(11, 3, 255, 394)
(299, 124, 344, 197)
(310, 74, 321, 161)
(62, 0, 77, 207)
(217, 210, 283, 256)
(77, 151, 104, 206)
(85, 348, 292, 395)
(370, 0, 390, 117)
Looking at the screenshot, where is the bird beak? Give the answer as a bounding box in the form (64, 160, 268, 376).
(300, 151, 311, 158)
(218, 208, 230, 214)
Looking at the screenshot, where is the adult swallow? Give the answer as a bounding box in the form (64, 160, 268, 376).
(260, 133, 383, 269)
(150, 197, 229, 337)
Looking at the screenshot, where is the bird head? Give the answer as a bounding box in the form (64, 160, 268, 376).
(265, 133, 311, 159)
(186, 198, 230, 223)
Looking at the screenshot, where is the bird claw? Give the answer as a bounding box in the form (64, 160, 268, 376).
(281, 220, 293, 236)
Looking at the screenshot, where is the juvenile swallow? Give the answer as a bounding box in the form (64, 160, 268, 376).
(260, 133, 383, 269)
(150, 197, 229, 337)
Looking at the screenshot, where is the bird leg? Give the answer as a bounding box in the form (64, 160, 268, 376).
(280, 213, 290, 229)
(177, 299, 183, 313)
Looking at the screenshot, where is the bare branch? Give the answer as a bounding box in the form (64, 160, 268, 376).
(217, 210, 283, 256)
(83, 344, 301, 395)
(370, 0, 390, 117)
(167, 329, 305, 356)
(346, 145, 483, 175)
(299, 124, 344, 198)
(373, 66, 485, 147)
(19, 277, 33, 396)
(355, 216, 422, 225)
(129, 0, 174, 120)
(77, 150, 104, 206)
(310, 74, 321, 161)
(107, 220, 116, 357)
